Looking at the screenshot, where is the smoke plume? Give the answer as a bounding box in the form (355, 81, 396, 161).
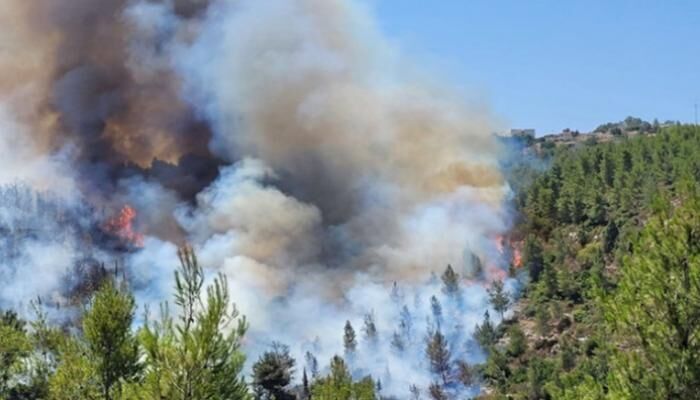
(0, 0, 513, 397)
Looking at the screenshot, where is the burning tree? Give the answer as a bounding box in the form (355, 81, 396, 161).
(101, 205, 144, 248)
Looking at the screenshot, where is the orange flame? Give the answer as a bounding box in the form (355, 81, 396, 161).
(103, 205, 144, 247)
(495, 235, 523, 269)
(486, 263, 508, 281)
(512, 247, 522, 268)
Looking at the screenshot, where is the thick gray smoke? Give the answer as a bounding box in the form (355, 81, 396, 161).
(0, 0, 514, 397)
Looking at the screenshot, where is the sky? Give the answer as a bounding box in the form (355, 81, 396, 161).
(372, 0, 700, 135)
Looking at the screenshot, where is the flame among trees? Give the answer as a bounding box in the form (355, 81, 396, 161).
(102, 205, 144, 247)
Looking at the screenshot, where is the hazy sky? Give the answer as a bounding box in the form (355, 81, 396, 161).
(373, 1, 700, 134)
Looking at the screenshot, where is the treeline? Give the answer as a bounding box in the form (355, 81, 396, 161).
(1, 248, 251, 400)
(1, 248, 514, 400)
(480, 125, 700, 398)
(0, 247, 385, 400)
(593, 116, 679, 135)
(0, 248, 366, 400)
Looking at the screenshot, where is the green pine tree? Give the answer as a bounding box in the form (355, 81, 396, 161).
(487, 280, 510, 319)
(604, 197, 700, 398)
(473, 310, 497, 350)
(311, 356, 375, 400)
(139, 247, 249, 399)
(252, 343, 295, 400)
(343, 321, 357, 357)
(440, 264, 460, 298)
(425, 329, 451, 385)
(82, 280, 141, 400)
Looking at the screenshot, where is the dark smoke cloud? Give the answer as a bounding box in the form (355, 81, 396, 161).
(0, 0, 218, 199)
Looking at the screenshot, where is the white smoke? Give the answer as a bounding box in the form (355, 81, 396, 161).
(0, 184, 107, 318)
(0, 74, 84, 317)
(0, 100, 77, 196)
(119, 0, 513, 397)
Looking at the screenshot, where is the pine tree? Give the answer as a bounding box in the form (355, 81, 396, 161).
(362, 312, 378, 347)
(343, 321, 357, 357)
(527, 359, 552, 400)
(603, 219, 619, 254)
(535, 304, 550, 337)
(0, 310, 30, 397)
(139, 247, 249, 399)
(430, 296, 442, 327)
(0, 310, 24, 332)
(456, 360, 475, 387)
(469, 252, 484, 278)
(302, 368, 310, 399)
(599, 150, 615, 187)
(305, 351, 319, 379)
(559, 338, 576, 372)
(557, 266, 579, 302)
(390, 331, 405, 353)
(487, 280, 510, 319)
(426, 329, 451, 384)
(473, 310, 497, 350)
(252, 342, 295, 400)
(523, 235, 545, 282)
(390, 281, 402, 303)
(311, 356, 375, 400)
(604, 198, 700, 398)
(585, 187, 607, 226)
(538, 263, 559, 299)
(82, 280, 140, 400)
(49, 338, 101, 399)
(409, 384, 421, 400)
(22, 304, 61, 399)
(440, 264, 460, 297)
(484, 348, 511, 390)
(428, 382, 448, 400)
(506, 325, 527, 358)
(399, 305, 413, 342)
(429, 271, 439, 285)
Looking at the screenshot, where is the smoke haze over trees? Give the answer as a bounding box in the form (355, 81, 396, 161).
(1, 0, 697, 398)
(0, 0, 514, 398)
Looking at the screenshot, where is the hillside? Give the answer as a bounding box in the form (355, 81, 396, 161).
(480, 124, 700, 399)
(1, 124, 698, 400)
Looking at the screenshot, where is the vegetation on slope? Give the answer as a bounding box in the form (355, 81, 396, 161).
(480, 125, 700, 399)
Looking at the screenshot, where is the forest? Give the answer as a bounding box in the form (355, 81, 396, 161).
(481, 123, 700, 399)
(1, 124, 699, 400)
